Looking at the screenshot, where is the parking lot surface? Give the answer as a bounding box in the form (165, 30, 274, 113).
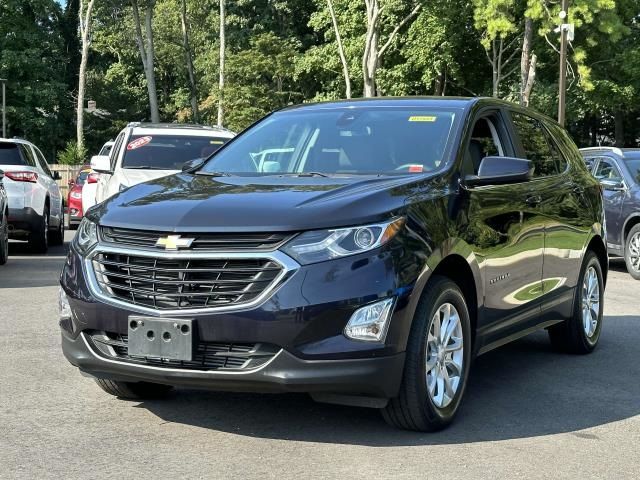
(1, 231, 638, 479)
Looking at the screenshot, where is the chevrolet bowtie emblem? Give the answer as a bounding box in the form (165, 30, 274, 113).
(155, 235, 195, 250)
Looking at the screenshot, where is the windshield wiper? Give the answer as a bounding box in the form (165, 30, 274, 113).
(124, 166, 172, 170)
(194, 171, 232, 177)
(294, 172, 330, 178)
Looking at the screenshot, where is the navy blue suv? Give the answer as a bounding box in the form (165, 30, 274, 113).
(60, 98, 607, 431)
(581, 148, 640, 280)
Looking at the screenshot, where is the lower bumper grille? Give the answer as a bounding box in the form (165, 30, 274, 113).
(87, 331, 279, 371)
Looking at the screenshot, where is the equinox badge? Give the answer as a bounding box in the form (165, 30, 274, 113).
(155, 235, 195, 250)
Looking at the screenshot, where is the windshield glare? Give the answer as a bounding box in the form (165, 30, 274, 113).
(123, 134, 229, 170)
(202, 108, 459, 175)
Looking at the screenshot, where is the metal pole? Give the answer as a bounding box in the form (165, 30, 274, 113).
(558, 0, 569, 127)
(0, 79, 6, 138)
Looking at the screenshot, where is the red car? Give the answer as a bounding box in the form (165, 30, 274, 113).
(66, 165, 96, 229)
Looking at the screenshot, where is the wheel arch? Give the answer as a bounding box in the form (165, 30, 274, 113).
(623, 214, 640, 244)
(586, 234, 608, 286)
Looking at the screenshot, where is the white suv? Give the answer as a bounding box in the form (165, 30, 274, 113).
(91, 123, 235, 203)
(0, 138, 64, 252)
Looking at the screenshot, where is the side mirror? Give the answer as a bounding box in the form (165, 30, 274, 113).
(53, 171, 62, 180)
(182, 157, 205, 172)
(91, 155, 112, 174)
(68, 179, 75, 187)
(599, 178, 625, 191)
(465, 156, 533, 187)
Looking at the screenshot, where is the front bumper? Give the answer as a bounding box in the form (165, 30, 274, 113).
(61, 329, 405, 399)
(60, 235, 423, 401)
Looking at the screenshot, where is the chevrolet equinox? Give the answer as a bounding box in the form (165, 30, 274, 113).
(59, 98, 607, 431)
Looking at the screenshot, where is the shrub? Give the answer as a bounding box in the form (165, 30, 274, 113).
(57, 141, 87, 165)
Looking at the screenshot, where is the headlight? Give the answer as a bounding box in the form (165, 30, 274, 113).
(70, 191, 82, 199)
(281, 217, 404, 264)
(74, 218, 98, 254)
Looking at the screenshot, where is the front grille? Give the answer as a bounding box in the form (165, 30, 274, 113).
(100, 226, 292, 251)
(92, 253, 283, 310)
(87, 331, 278, 371)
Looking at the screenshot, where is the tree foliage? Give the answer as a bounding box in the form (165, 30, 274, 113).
(0, 0, 639, 160)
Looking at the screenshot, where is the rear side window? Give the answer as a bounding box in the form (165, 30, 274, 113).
(18, 145, 38, 168)
(0, 143, 26, 165)
(510, 112, 564, 177)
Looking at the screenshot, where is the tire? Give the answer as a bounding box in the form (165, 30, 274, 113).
(50, 213, 64, 246)
(624, 224, 640, 281)
(0, 210, 8, 265)
(94, 379, 173, 400)
(548, 251, 604, 354)
(28, 206, 49, 253)
(382, 276, 472, 431)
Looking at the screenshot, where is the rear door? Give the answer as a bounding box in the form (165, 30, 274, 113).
(460, 109, 544, 347)
(509, 112, 591, 321)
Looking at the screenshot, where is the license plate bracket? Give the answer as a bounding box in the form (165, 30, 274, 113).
(128, 317, 194, 361)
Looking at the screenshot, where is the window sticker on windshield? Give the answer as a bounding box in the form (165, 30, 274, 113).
(408, 165, 424, 172)
(408, 116, 436, 122)
(127, 136, 153, 150)
(210, 140, 224, 145)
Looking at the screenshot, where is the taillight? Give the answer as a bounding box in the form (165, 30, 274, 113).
(87, 173, 99, 184)
(4, 171, 38, 183)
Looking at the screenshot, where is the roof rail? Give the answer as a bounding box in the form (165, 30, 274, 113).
(126, 122, 233, 133)
(579, 146, 625, 156)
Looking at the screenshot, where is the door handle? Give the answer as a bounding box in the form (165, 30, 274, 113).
(525, 195, 542, 206)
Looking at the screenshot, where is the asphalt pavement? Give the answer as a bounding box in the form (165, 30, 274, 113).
(0, 231, 638, 479)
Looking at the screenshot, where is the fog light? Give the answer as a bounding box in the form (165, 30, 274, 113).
(344, 298, 395, 342)
(58, 287, 72, 320)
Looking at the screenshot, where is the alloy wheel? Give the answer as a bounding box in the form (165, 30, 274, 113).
(581, 266, 600, 338)
(629, 232, 640, 272)
(426, 302, 464, 408)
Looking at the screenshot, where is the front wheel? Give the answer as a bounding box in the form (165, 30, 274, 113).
(94, 379, 173, 400)
(624, 224, 640, 280)
(548, 251, 604, 353)
(50, 214, 64, 246)
(28, 207, 48, 253)
(382, 276, 472, 431)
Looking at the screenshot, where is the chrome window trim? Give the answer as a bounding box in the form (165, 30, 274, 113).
(83, 243, 300, 316)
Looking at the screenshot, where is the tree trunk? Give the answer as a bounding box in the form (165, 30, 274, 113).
(362, 0, 380, 97)
(327, 0, 351, 99)
(520, 17, 533, 106)
(522, 54, 536, 107)
(615, 110, 625, 147)
(131, 0, 159, 123)
(180, 0, 198, 122)
(76, 0, 95, 153)
(217, 0, 225, 127)
(433, 64, 446, 96)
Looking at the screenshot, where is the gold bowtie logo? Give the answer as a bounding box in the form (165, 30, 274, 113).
(155, 235, 195, 250)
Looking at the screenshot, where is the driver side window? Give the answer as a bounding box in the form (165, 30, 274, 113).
(463, 116, 505, 176)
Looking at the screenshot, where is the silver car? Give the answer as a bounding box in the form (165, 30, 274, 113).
(0, 138, 64, 252)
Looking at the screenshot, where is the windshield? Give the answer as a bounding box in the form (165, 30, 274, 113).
(75, 171, 90, 186)
(122, 134, 230, 170)
(201, 107, 460, 175)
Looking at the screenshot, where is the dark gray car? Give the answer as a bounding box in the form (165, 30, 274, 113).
(581, 148, 640, 279)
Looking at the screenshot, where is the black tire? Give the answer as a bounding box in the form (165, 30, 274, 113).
(382, 276, 472, 431)
(28, 206, 49, 253)
(0, 210, 8, 265)
(94, 379, 173, 400)
(624, 223, 640, 281)
(50, 213, 64, 246)
(548, 251, 604, 354)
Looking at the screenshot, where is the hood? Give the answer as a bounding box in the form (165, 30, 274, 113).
(89, 173, 440, 232)
(120, 168, 179, 187)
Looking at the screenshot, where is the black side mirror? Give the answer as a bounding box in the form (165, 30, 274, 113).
(464, 156, 533, 187)
(53, 171, 62, 180)
(182, 157, 205, 173)
(599, 178, 625, 191)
